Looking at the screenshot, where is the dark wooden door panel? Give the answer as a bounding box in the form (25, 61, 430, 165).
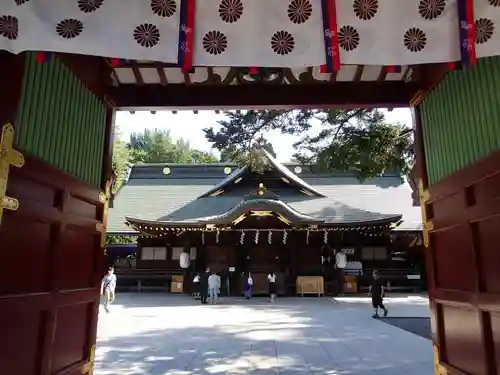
(0, 155, 104, 375)
(426, 150, 500, 375)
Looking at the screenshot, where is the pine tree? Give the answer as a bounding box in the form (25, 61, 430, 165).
(204, 109, 413, 180)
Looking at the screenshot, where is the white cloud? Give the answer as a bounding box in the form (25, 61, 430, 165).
(115, 108, 413, 162)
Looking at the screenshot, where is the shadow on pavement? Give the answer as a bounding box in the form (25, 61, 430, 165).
(377, 317, 431, 340)
(94, 294, 433, 375)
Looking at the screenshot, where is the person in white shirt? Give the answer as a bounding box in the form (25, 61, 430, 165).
(267, 271, 277, 303)
(101, 267, 117, 313)
(208, 271, 220, 304)
(192, 273, 200, 299)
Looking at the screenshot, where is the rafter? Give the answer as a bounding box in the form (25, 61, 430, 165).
(353, 65, 364, 82)
(377, 67, 388, 82)
(130, 62, 144, 85)
(156, 63, 168, 86)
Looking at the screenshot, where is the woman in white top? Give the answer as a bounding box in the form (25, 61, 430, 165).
(267, 271, 277, 303)
(244, 272, 253, 299)
(192, 273, 200, 299)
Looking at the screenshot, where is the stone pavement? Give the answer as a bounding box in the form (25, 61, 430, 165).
(95, 294, 433, 375)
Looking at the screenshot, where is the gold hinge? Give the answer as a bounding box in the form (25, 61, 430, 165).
(0, 123, 24, 226)
(433, 345, 448, 375)
(81, 344, 95, 374)
(96, 179, 112, 248)
(418, 179, 432, 248)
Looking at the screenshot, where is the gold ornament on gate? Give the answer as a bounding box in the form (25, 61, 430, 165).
(418, 179, 433, 248)
(96, 178, 112, 248)
(81, 344, 96, 374)
(433, 344, 447, 375)
(0, 123, 24, 226)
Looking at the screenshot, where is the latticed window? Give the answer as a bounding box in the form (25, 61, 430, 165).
(361, 246, 387, 260)
(141, 247, 167, 260)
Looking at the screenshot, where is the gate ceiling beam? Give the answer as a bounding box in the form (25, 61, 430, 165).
(107, 82, 419, 110)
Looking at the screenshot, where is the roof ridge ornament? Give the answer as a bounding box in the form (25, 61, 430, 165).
(258, 182, 266, 196)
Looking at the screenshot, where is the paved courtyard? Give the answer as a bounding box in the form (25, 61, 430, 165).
(95, 294, 433, 375)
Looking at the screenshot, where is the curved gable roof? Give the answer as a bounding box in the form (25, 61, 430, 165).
(200, 149, 325, 198)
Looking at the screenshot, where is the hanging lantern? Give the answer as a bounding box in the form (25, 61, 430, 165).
(240, 231, 245, 244)
(335, 252, 347, 268)
(180, 251, 190, 268)
(268, 230, 272, 244)
(216, 229, 220, 244)
(324, 230, 328, 244)
(255, 230, 260, 244)
(306, 230, 310, 244)
(282, 230, 287, 244)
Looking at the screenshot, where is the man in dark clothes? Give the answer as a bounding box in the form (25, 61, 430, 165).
(369, 270, 388, 318)
(199, 268, 209, 304)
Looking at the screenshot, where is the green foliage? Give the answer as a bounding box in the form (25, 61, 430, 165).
(112, 128, 131, 193)
(107, 235, 137, 245)
(218, 140, 277, 174)
(204, 109, 414, 180)
(127, 128, 218, 164)
(111, 126, 218, 194)
(219, 145, 246, 164)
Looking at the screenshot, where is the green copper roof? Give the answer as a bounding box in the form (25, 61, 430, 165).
(108, 162, 422, 234)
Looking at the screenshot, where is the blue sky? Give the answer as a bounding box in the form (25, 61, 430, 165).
(115, 108, 413, 162)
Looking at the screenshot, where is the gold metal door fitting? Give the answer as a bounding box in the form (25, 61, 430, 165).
(0, 123, 24, 225)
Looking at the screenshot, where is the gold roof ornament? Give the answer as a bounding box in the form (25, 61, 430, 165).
(250, 210, 273, 216)
(232, 214, 246, 225)
(258, 182, 266, 196)
(277, 213, 292, 225)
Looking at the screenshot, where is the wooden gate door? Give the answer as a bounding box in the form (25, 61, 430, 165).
(0, 130, 106, 375)
(422, 150, 500, 375)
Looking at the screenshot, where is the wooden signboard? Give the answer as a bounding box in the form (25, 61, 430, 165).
(296, 276, 324, 296)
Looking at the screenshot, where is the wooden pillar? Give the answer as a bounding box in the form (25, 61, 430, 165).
(101, 107, 116, 187)
(0, 52, 26, 132)
(413, 105, 447, 375)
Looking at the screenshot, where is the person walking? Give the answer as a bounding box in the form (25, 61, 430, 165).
(369, 270, 388, 318)
(208, 271, 220, 304)
(244, 272, 253, 300)
(267, 271, 277, 303)
(199, 268, 209, 304)
(101, 266, 117, 313)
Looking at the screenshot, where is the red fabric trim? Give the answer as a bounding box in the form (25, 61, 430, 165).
(327, 0, 340, 72)
(182, 0, 195, 72)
